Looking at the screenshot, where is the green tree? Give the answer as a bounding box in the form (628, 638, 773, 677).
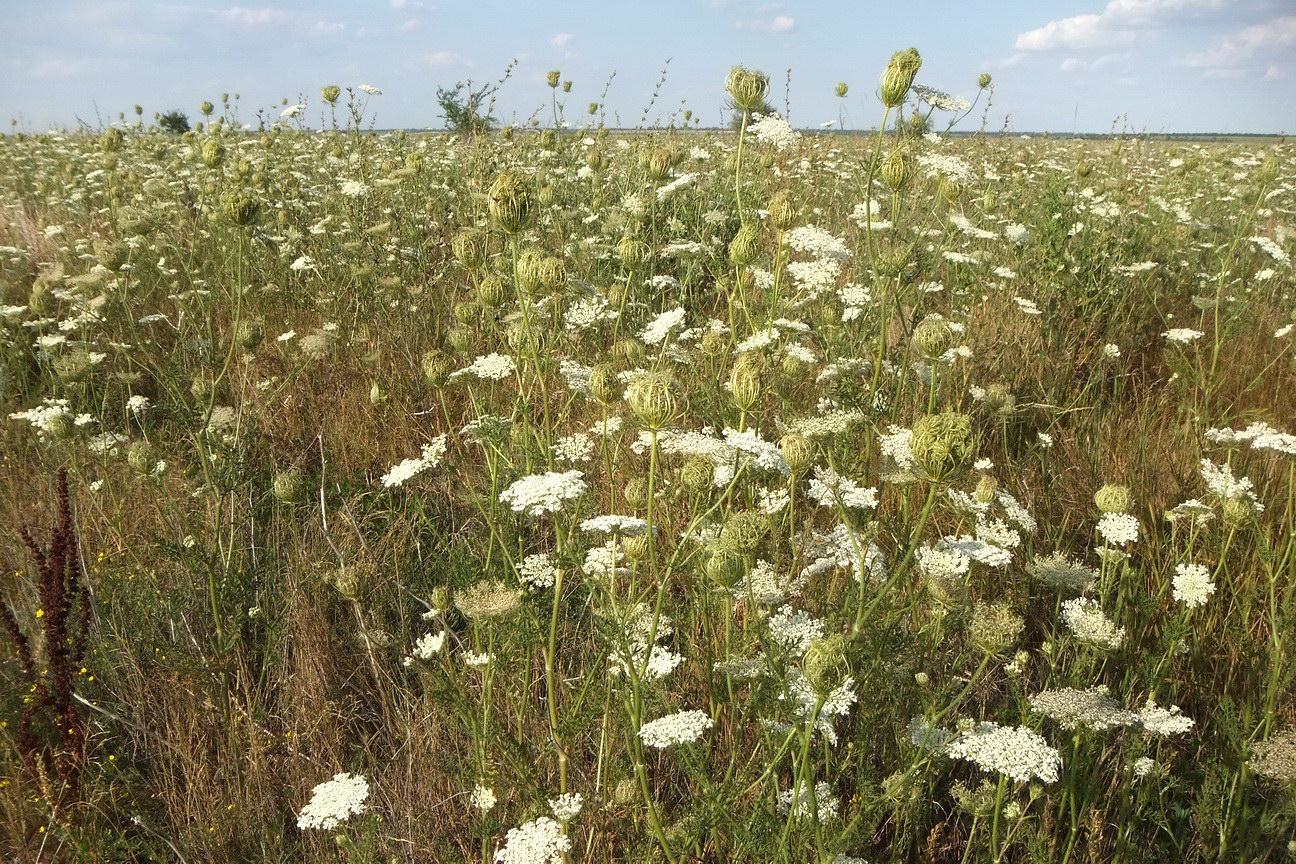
(437, 83, 497, 137)
(157, 110, 190, 134)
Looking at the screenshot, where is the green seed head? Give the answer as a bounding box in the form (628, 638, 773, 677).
(627, 374, 677, 428)
(911, 412, 973, 481)
(1094, 484, 1132, 514)
(488, 170, 535, 235)
(880, 48, 922, 107)
(725, 65, 770, 113)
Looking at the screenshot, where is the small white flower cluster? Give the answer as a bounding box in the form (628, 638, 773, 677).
(1029, 686, 1138, 731)
(777, 781, 840, 819)
(768, 605, 824, 653)
(548, 792, 583, 822)
(807, 466, 878, 511)
(1162, 328, 1204, 344)
(1137, 700, 1195, 737)
(379, 435, 448, 487)
(747, 112, 801, 151)
(639, 306, 687, 345)
(471, 784, 497, 811)
(580, 514, 650, 536)
(733, 558, 806, 605)
(495, 816, 572, 864)
(637, 709, 714, 748)
(944, 721, 1062, 783)
(297, 772, 370, 830)
(499, 470, 587, 516)
(1199, 459, 1263, 512)
(1172, 563, 1216, 609)
(785, 225, 852, 261)
(409, 631, 446, 660)
(1096, 512, 1140, 546)
(519, 553, 558, 589)
(1060, 598, 1126, 650)
(1205, 421, 1296, 456)
(451, 352, 517, 381)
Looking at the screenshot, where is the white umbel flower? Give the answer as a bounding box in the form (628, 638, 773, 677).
(1172, 563, 1216, 609)
(380, 435, 448, 487)
(1060, 598, 1126, 650)
(548, 792, 583, 822)
(499, 470, 588, 516)
(297, 773, 370, 830)
(944, 722, 1062, 783)
(638, 709, 714, 748)
(495, 816, 571, 864)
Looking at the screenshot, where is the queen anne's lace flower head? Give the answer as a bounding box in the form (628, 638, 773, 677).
(297, 773, 370, 830)
(638, 709, 714, 748)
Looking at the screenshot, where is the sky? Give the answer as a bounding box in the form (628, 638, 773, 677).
(1, 0, 1293, 134)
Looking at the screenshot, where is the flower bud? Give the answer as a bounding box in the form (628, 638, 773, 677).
(970, 602, 1024, 655)
(273, 469, 307, 505)
(911, 317, 954, 359)
(729, 355, 764, 411)
(804, 633, 850, 694)
(768, 191, 796, 231)
(218, 189, 260, 227)
(880, 48, 922, 108)
(982, 383, 1015, 416)
(728, 224, 761, 267)
(1222, 497, 1256, 528)
(623, 477, 650, 510)
(628, 374, 677, 428)
(476, 274, 508, 308)
(703, 548, 744, 587)
(978, 73, 992, 89)
(1094, 484, 1132, 514)
(911, 412, 973, 481)
(779, 433, 815, 475)
(975, 474, 998, 504)
(881, 148, 916, 191)
(232, 319, 263, 352)
(835, 82, 849, 98)
(321, 85, 341, 104)
(718, 511, 767, 555)
(725, 65, 770, 113)
(547, 70, 561, 88)
(452, 230, 486, 270)
(100, 128, 126, 153)
(647, 147, 674, 182)
(421, 349, 453, 388)
(127, 440, 157, 476)
(680, 458, 713, 494)
(618, 236, 652, 268)
(199, 101, 215, 117)
(488, 170, 535, 235)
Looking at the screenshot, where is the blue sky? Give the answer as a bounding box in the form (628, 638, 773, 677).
(2, 0, 1293, 133)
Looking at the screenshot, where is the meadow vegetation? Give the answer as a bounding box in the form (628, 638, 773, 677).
(1, 56, 1294, 863)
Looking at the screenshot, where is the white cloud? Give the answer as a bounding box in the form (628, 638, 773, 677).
(713, 0, 797, 35)
(408, 51, 462, 70)
(390, 0, 424, 8)
(213, 6, 345, 33)
(551, 32, 573, 49)
(1059, 53, 1125, 72)
(1262, 64, 1287, 80)
(399, 18, 420, 32)
(1178, 14, 1296, 70)
(1015, 0, 1244, 52)
(215, 7, 287, 26)
(31, 58, 94, 78)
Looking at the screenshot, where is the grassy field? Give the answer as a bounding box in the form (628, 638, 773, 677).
(1, 65, 1295, 863)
